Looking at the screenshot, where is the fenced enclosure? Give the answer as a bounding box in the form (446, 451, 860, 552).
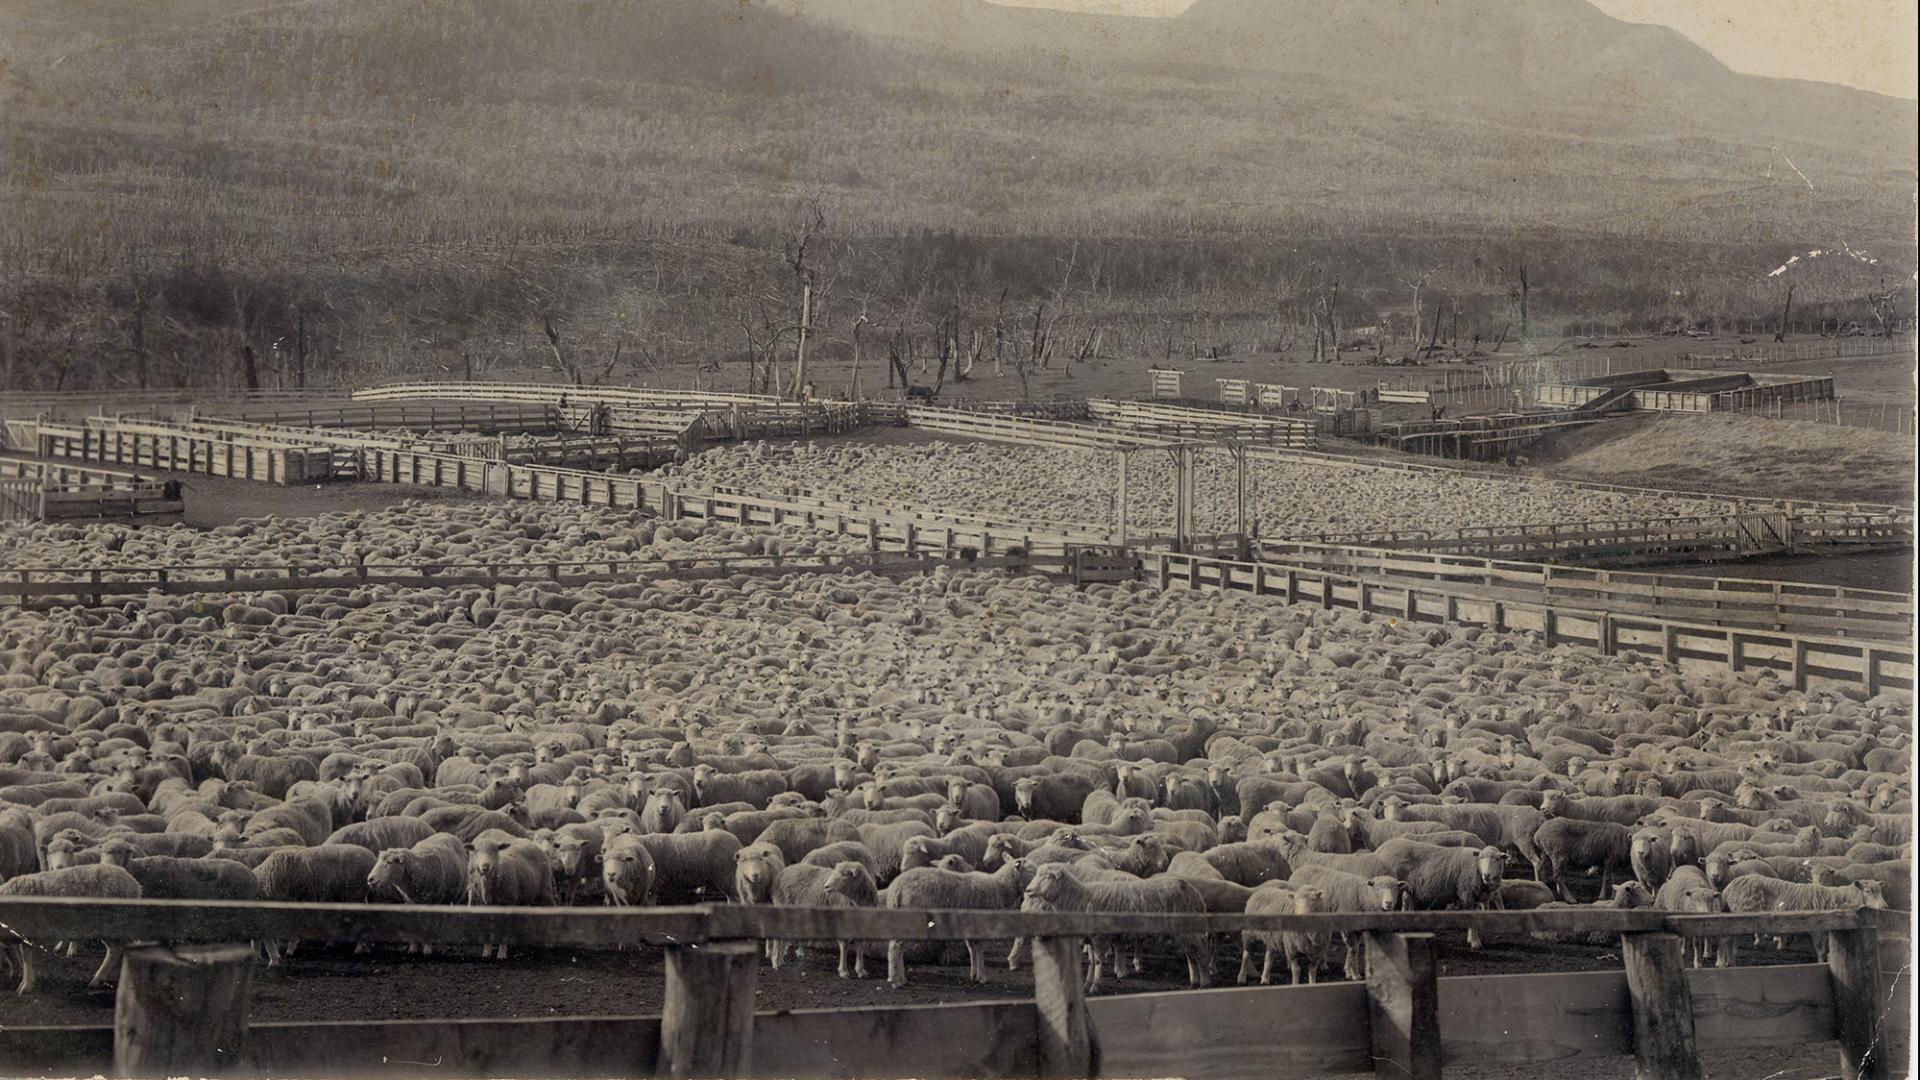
(0, 898, 1904, 1080)
(0, 458, 184, 522)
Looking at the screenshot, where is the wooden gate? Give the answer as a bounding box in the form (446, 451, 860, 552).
(1734, 512, 1792, 556)
(1069, 545, 1137, 585)
(1150, 369, 1184, 399)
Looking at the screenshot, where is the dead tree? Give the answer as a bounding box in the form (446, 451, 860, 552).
(1774, 284, 1796, 342)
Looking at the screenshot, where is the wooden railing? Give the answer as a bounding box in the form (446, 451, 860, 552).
(1252, 539, 1914, 642)
(354, 380, 777, 409)
(1277, 510, 1911, 563)
(0, 458, 183, 522)
(0, 551, 1066, 605)
(1144, 549, 1915, 694)
(1085, 399, 1319, 449)
(0, 899, 1902, 1080)
(232, 402, 565, 434)
(902, 407, 1177, 451)
(0, 477, 41, 523)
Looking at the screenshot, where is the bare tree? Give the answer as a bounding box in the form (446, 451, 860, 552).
(1774, 283, 1795, 342)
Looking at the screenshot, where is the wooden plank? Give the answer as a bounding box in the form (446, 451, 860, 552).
(0, 897, 710, 948)
(1828, 928, 1888, 1080)
(1686, 963, 1834, 1051)
(1032, 936, 1093, 1079)
(1089, 982, 1371, 1080)
(751, 1000, 1041, 1080)
(1439, 969, 1631, 1064)
(1366, 932, 1440, 1080)
(1622, 932, 1703, 1080)
(115, 943, 255, 1078)
(659, 940, 759, 1080)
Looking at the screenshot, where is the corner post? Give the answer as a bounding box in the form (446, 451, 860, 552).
(1365, 931, 1439, 1080)
(660, 939, 760, 1079)
(1033, 935, 1095, 1079)
(1621, 932, 1703, 1080)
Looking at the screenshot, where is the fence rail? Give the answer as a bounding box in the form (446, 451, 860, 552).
(1145, 549, 1914, 694)
(1252, 538, 1913, 642)
(0, 898, 1902, 1080)
(354, 380, 777, 409)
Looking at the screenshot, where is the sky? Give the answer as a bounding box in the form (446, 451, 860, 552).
(990, 0, 1919, 98)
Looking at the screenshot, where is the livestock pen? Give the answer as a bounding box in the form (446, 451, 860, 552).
(0, 899, 1905, 1080)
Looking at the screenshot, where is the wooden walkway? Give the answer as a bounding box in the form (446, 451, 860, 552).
(0, 898, 1903, 1080)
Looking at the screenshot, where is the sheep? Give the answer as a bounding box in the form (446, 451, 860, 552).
(756, 817, 861, 865)
(691, 765, 786, 809)
(1014, 774, 1097, 823)
(799, 841, 880, 878)
(601, 833, 659, 907)
(418, 806, 530, 844)
(1239, 882, 1329, 985)
(1654, 865, 1732, 968)
(1200, 840, 1294, 887)
(1721, 876, 1888, 960)
(635, 830, 741, 903)
(327, 817, 436, 854)
(1533, 818, 1635, 903)
(640, 789, 687, 834)
(1286, 864, 1408, 979)
(367, 833, 468, 907)
(466, 836, 556, 958)
(0, 863, 143, 993)
(546, 822, 607, 904)
(771, 861, 882, 978)
(1019, 862, 1210, 992)
(1630, 828, 1672, 891)
(854, 821, 936, 883)
(884, 858, 1033, 987)
(1376, 840, 1508, 949)
(734, 841, 787, 905)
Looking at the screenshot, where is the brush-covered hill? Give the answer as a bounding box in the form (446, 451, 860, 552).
(0, 0, 1911, 390)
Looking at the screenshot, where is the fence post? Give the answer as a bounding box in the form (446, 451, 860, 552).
(1621, 932, 1703, 1080)
(1365, 932, 1440, 1080)
(659, 940, 760, 1080)
(115, 943, 256, 1078)
(1033, 935, 1095, 1079)
(1827, 925, 1886, 1080)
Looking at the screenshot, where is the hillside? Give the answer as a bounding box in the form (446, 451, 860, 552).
(0, 0, 1912, 391)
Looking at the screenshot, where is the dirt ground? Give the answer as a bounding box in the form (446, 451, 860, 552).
(149, 473, 491, 528)
(5, 929, 1829, 1027)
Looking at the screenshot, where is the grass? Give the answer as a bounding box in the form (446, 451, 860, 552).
(1536, 412, 1917, 506)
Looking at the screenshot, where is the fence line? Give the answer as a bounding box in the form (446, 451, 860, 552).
(1144, 549, 1913, 695)
(0, 898, 1902, 1080)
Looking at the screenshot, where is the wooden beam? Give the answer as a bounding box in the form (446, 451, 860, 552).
(659, 940, 759, 1080)
(1033, 936, 1094, 1079)
(1827, 927, 1887, 1080)
(1621, 932, 1703, 1080)
(1366, 932, 1440, 1080)
(114, 943, 255, 1078)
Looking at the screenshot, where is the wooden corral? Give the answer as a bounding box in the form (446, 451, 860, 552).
(17, 418, 338, 485)
(0, 458, 184, 523)
(1537, 369, 1837, 414)
(0, 388, 347, 421)
(1087, 399, 1319, 449)
(1275, 510, 1913, 567)
(0, 899, 1904, 1080)
(354, 380, 775, 410)
(1252, 538, 1914, 642)
(233, 402, 566, 434)
(1145, 548, 1915, 694)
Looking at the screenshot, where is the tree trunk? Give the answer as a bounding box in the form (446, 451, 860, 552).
(1518, 264, 1530, 340)
(130, 283, 149, 390)
(239, 344, 260, 390)
(294, 309, 307, 389)
(792, 280, 812, 401)
(1775, 285, 1795, 343)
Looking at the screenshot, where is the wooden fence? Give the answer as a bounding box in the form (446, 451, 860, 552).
(1252, 538, 1914, 642)
(1144, 549, 1914, 694)
(1274, 510, 1912, 566)
(232, 402, 565, 434)
(1086, 400, 1319, 449)
(902, 407, 1174, 451)
(0, 899, 1903, 1080)
(354, 381, 778, 409)
(0, 551, 1076, 607)
(21, 419, 337, 485)
(0, 458, 185, 523)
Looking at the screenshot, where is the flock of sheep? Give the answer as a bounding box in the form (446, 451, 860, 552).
(661, 441, 1742, 537)
(1, 493, 1908, 995)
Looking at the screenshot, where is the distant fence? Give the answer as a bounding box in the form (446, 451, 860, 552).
(355, 380, 776, 409)
(1144, 548, 1914, 694)
(1275, 510, 1912, 566)
(1252, 538, 1913, 643)
(0, 899, 1904, 1080)
(1086, 400, 1319, 449)
(0, 458, 184, 523)
(233, 402, 564, 434)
